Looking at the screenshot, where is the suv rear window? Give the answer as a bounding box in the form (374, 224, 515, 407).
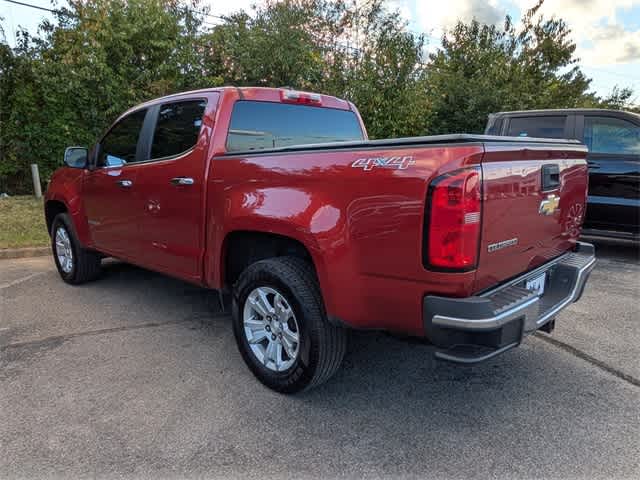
(226, 101, 364, 152)
(507, 116, 566, 139)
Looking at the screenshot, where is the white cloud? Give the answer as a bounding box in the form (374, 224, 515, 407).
(204, 0, 257, 19)
(586, 23, 640, 64)
(202, 0, 640, 66)
(388, 0, 413, 24)
(513, 0, 640, 66)
(416, 0, 506, 38)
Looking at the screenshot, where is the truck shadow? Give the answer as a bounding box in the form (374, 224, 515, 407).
(68, 259, 637, 477)
(585, 237, 639, 263)
(96, 257, 631, 398)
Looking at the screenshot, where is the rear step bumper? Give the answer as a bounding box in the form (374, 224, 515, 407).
(423, 242, 596, 364)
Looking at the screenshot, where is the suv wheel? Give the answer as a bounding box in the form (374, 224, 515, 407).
(232, 257, 347, 393)
(51, 213, 102, 284)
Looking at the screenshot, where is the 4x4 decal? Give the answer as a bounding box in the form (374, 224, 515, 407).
(351, 156, 415, 171)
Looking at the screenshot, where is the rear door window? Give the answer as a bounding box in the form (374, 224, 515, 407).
(150, 100, 207, 159)
(584, 116, 640, 155)
(507, 116, 567, 139)
(226, 101, 364, 152)
(99, 109, 147, 167)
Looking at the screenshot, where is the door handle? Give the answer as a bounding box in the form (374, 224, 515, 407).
(116, 179, 133, 188)
(170, 177, 195, 186)
(541, 164, 559, 190)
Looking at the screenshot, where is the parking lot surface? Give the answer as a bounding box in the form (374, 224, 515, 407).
(1, 242, 639, 479)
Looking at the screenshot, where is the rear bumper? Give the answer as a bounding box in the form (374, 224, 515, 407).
(423, 242, 596, 364)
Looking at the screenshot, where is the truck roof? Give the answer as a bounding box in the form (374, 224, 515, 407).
(490, 108, 640, 120)
(132, 86, 354, 112)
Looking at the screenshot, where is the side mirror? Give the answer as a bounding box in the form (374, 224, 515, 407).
(64, 147, 88, 169)
(103, 154, 126, 168)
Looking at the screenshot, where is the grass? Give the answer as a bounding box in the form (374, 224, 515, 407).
(0, 196, 50, 249)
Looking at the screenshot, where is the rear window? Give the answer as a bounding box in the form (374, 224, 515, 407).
(226, 101, 364, 152)
(507, 116, 566, 139)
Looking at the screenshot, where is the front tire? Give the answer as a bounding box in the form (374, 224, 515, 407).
(232, 257, 347, 393)
(51, 213, 101, 284)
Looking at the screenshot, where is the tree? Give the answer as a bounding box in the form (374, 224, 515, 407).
(1, 0, 637, 193)
(1, 0, 213, 193)
(202, 0, 345, 89)
(329, 1, 430, 139)
(425, 0, 599, 134)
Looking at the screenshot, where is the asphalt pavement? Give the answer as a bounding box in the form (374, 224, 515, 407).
(1, 242, 639, 479)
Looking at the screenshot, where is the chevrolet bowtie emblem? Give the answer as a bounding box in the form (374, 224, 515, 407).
(539, 194, 560, 216)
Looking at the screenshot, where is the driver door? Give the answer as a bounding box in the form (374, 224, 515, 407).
(83, 108, 149, 258)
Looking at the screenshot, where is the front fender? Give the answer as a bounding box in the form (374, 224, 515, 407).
(45, 167, 91, 247)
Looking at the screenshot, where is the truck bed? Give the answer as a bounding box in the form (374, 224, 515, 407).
(220, 134, 584, 156)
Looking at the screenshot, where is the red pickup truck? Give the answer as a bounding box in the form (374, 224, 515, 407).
(45, 87, 596, 393)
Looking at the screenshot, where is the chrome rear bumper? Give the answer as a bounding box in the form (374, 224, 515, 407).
(423, 242, 596, 363)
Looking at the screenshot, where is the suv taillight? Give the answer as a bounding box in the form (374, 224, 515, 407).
(425, 167, 481, 270)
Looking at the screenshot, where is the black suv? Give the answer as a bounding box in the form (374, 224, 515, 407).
(486, 109, 640, 241)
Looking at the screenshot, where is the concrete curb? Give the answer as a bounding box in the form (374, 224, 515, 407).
(0, 247, 50, 260)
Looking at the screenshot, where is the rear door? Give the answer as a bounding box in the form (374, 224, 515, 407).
(474, 141, 589, 292)
(577, 114, 640, 235)
(133, 95, 217, 281)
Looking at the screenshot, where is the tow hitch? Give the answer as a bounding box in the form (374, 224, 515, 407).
(539, 319, 555, 334)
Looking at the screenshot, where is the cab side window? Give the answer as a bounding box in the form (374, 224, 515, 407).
(98, 109, 147, 167)
(507, 116, 567, 138)
(150, 100, 207, 159)
(584, 116, 640, 155)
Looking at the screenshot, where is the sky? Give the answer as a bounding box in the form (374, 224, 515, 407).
(1, 0, 639, 100)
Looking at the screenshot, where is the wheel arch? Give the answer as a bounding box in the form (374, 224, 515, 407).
(45, 200, 68, 235)
(221, 230, 319, 290)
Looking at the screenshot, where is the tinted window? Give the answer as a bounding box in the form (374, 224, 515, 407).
(507, 116, 566, 138)
(227, 101, 364, 152)
(584, 116, 640, 155)
(485, 117, 503, 135)
(99, 109, 147, 167)
(151, 100, 207, 159)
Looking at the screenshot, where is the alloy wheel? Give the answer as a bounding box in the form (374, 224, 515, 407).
(242, 286, 300, 372)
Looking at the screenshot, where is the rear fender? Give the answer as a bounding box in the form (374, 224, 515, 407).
(205, 185, 340, 312)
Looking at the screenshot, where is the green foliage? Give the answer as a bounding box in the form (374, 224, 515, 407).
(202, 1, 337, 89)
(1, 0, 213, 193)
(426, 1, 594, 134)
(329, 1, 429, 139)
(200, 0, 429, 139)
(0, 0, 636, 193)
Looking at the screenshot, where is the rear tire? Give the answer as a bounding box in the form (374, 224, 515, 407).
(232, 256, 347, 393)
(51, 213, 101, 284)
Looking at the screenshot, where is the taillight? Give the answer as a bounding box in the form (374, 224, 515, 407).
(425, 167, 482, 270)
(280, 89, 322, 105)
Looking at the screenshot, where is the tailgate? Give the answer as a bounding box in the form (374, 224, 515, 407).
(474, 141, 589, 292)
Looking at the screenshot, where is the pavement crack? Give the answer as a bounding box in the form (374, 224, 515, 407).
(534, 332, 640, 388)
(0, 315, 228, 353)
